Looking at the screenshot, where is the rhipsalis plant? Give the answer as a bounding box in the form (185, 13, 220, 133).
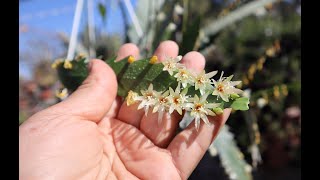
(53, 54, 250, 130)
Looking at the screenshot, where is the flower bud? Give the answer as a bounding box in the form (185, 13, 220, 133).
(213, 107, 224, 115)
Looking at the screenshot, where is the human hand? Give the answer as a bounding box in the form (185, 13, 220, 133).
(19, 41, 231, 180)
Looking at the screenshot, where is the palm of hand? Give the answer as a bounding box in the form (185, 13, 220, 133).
(76, 115, 183, 180)
(19, 42, 230, 180)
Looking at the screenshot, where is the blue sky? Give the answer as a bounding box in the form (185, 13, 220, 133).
(19, 0, 130, 37)
(19, 0, 136, 78)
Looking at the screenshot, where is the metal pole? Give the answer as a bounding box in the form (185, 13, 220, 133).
(87, 0, 96, 58)
(67, 0, 84, 60)
(122, 0, 143, 38)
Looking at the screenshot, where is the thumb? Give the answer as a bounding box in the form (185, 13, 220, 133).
(53, 59, 118, 122)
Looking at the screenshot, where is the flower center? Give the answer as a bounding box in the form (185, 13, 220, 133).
(180, 70, 188, 78)
(173, 97, 180, 104)
(195, 103, 203, 111)
(197, 77, 204, 84)
(166, 62, 174, 69)
(217, 84, 224, 92)
(145, 92, 154, 99)
(159, 97, 168, 104)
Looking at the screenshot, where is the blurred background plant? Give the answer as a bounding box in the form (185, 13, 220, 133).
(19, 0, 300, 179)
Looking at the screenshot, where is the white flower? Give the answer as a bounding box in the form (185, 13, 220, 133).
(174, 68, 194, 88)
(135, 84, 157, 116)
(157, 12, 166, 21)
(152, 90, 170, 124)
(162, 55, 184, 75)
(167, 83, 189, 115)
(194, 70, 217, 95)
(243, 89, 251, 98)
(212, 71, 243, 102)
(209, 144, 218, 156)
(257, 98, 267, 108)
(249, 144, 262, 168)
(185, 94, 220, 131)
(174, 4, 184, 15)
(168, 22, 177, 31)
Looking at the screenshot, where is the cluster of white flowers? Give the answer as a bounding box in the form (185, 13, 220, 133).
(127, 55, 244, 130)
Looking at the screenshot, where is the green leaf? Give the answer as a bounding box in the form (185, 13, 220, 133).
(106, 56, 129, 75)
(56, 56, 249, 114)
(180, 16, 201, 55)
(231, 97, 250, 110)
(151, 1, 178, 52)
(105, 56, 176, 96)
(57, 60, 89, 92)
(98, 3, 107, 23)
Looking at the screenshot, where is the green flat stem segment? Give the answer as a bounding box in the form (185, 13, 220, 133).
(56, 56, 249, 111)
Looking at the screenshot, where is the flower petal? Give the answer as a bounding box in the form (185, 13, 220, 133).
(226, 75, 234, 81)
(158, 110, 164, 124)
(200, 88, 205, 95)
(175, 83, 181, 93)
(220, 93, 229, 102)
(206, 103, 220, 109)
(176, 55, 183, 61)
(212, 90, 219, 96)
(144, 106, 150, 116)
(138, 101, 146, 110)
(201, 115, 210, 125)
(195, 117, 200, 131)
(169, 105, 175, 114)
(176, 107, 183, 115)
(206, 71, 218, 78)
(169, 87, 175, 96)
(153, 105, 159, 113)
(200, 93, 210, 102)
(230, 80, 242, 86)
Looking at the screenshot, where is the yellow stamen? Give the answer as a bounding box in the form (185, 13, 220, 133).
(248, 64, 257, 80)
(255, 131, 261, 144)
(281, 84, 288, 96)
(159, 97, 168, 104)
(179, 69, 188, 78)
(149, 55, 158, 64)
(63, 60, 73, 69)
(195, 103, 203, 111)
(257, 56, 266, 71)
(273, 86, 280, 99)
(128, 55, 135, 64)
(76, 53, 86, 61)
(173, 97, 180, 104)
(126, 90, 138, 106)
(242, 76, 249, 86)
(266, 47, 276, 57)
(55, 88, 68, 99)
(51, 59, 62, 69)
